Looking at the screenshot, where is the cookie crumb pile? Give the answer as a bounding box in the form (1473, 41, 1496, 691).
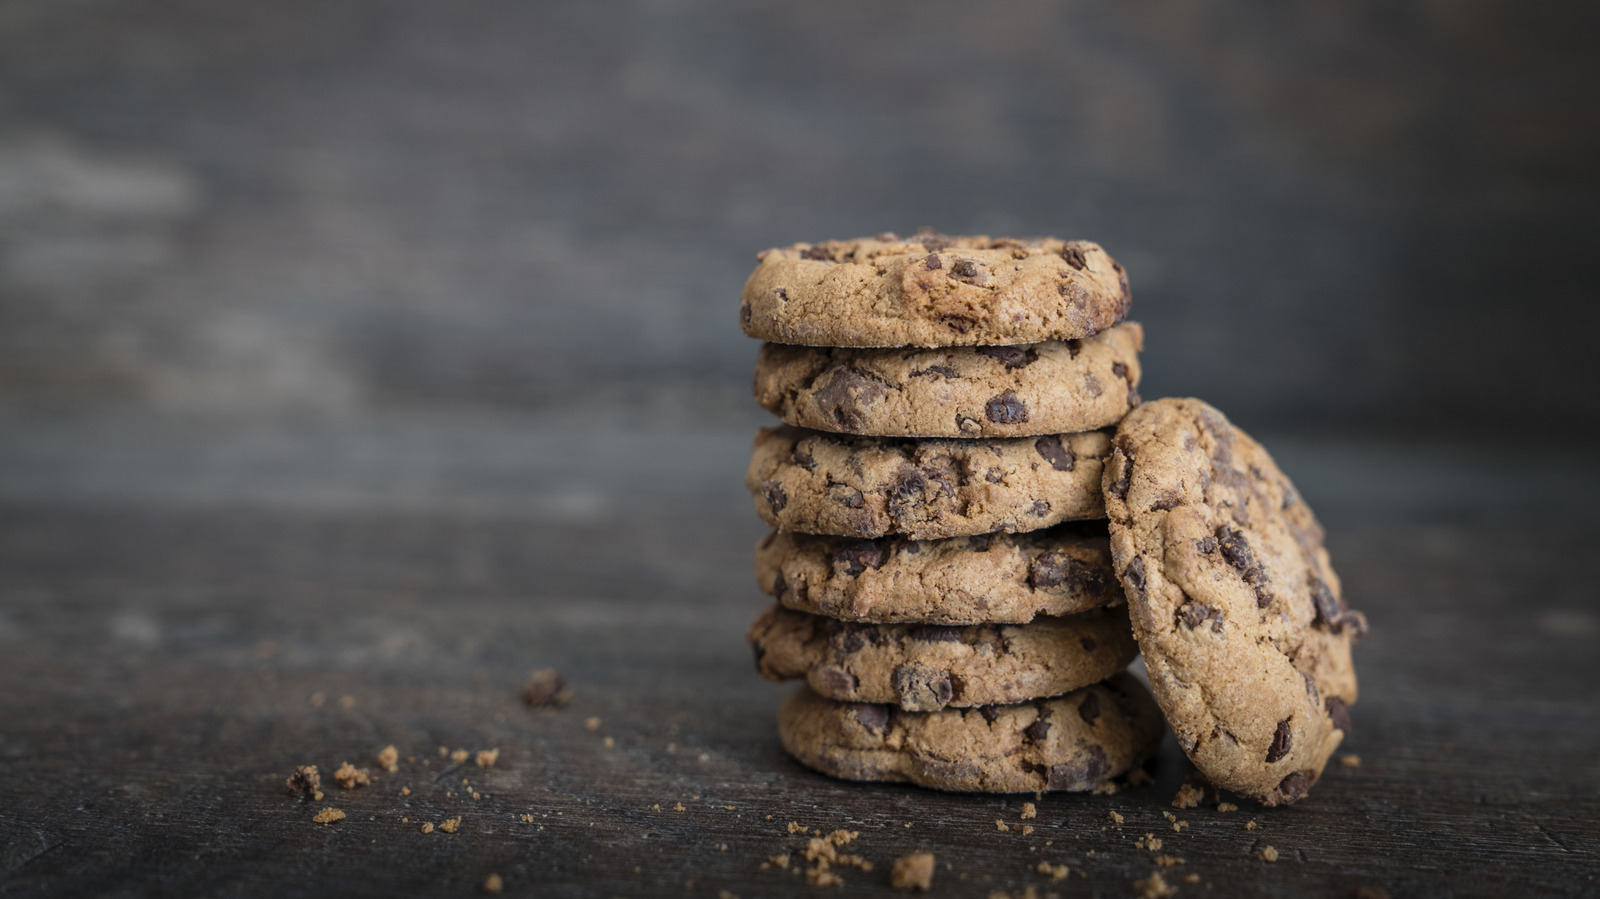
(739, 231, 1162, 793)
(739, 231, 1366, 806)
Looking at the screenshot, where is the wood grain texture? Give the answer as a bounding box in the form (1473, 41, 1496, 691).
(0, 416, 1596, 897)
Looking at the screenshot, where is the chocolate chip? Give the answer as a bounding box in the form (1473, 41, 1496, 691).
(1326, 696, 1351, 735)
(1082, 373, 1103, 398)
(792, 577, 809, 604)
(1029, 552, 1074, 592)
(1080, 635, 1097, 652)
(984, 391, 1028, 425)
(923, 253, 941, 270)
(1149, 491, 1181, 511)
(1123, 556, 1146, 597)
(918, 232, 951, 252)
(1108, 448, 1133, 500)
(1309, 574, 1360, 633)
(1077, 693, 1101, 725)
(850, 703, 889, 734)
(966, 534, 993, 552)
(1046, 746, 1109, 790)
(833, 540, 885, 576)
(800, 245, 831, 261)
(739, 303, 752, 326)
(814, 666, 859, 695)
(983, 466, 1003, 483)
(1111, 361, 1132, 385)
(1274, 770, 1313, 803)
(1031, 499, 1050, 516)
(975, 346, 1033, 369)
(1034, 435, 1075, 472)
(814, 368, 889, 431)
(840, 631, 865, 653)
(1194, 536, 1217, 553)
(1215, 525, 1272, 606)
(955, 414, 980, 433)
(1060, 246, 1087, 270)
(841, 489, 865, 508)
(892, 665, 954, 711)
(791, 447, 815, 470)
(1023, 716, 1052, 743)
(952, 259, 980, 278)
(911, 365, 957, 379)
(762, 481, 787, 513)
(774, 287, 790, 302)
(977, 706, 999, 723)
(1177, 600, 1224, 632)
(1266, 719, 1293, 763)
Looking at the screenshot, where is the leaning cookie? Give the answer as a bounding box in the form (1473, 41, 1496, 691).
(749, 605, 1138, 711)
(747, 426, 1110, 540)
(753, 322, 1142, 438)
(778, 673, 1163, 793)
(1103, 398, 1367, 806)
(756, 523, 1121, 625)
(741, 233, 1131, 348)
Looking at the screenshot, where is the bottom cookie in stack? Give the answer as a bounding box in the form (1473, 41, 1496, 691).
(748, 601, 1162, 793)
(776, 673, 1164, 793)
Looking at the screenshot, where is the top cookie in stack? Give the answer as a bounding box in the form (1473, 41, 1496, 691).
(739, 232, 1166, 795)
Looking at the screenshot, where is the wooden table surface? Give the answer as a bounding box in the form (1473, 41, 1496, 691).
(2, 411, 1596, 898)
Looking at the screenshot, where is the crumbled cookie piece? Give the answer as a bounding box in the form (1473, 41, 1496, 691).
(376, 745, 399, 772)
(522, 669, 571, 707)
(286, 765, 321, 798)
(1135, 833, 1163, 851)
(482, 873, 503, 895)
(1133, 871, 1178, 898)
(1340, 754, 1361, 767)
(399, 786, 411, 797)
(1259, 845, 1278, 862)
(476, 749, 499, 768)
(765, 852, 792, 871)
(440, 817, 461, 834)
(1171, 782, 1204, 809)
(891, 852, 935, 891)
(674, 802, 686, 812)
(333, 762, 370, 789)
(420, 822, 434, 834)
(1184, 873, 1202, 884)
(1020, 802, 1037, 820)
(996, 819, 1010, 833)
(1108, 810, 1125, 825)
(1154, 854, 1185, 867)
(450, 749, 469, 764)
(1035, 861, 1068, 882)
(1246, 820, 1258, 831)
(311, 807, 345, 825)
(1217, 802, 1238, 813)
(807, 866, 844, 888)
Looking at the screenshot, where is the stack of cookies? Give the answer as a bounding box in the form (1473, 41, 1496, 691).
(738, 232, 1166, 793)
(738, 232, 1368, 806)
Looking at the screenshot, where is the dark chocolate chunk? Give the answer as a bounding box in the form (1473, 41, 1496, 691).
(849, 703, 889, 734)
(911, 364, 958, 379)
(910, 625, 962, 644)
(985, 391, 1029, 424)
(1266, 719, 1293, 763)
(791, 447, 816, 470)
(1023, 716, 1052, 743)
(800, 245, 831, 261)
(1108, 447, 1133, 500)
(1177, 600, 1224, 632)
(975, 345, 1033, 369)
(814, 666, 859, 695)
(1034, 435, 1075, 472)
(1080, 636, 1097, 652)
(833, 540, 886, 576)
(1123, 556, 1146, 597)
(762, 481, 787, 513)
(1077, 692, 1102, 725)
(1031, 499, 1051, 516)
(1274, 770, 1314, 804)
(814, 368, 888, 431)
(1046, 745, 1110, 790)
(1060, 246, 1087, 270)
(952, 259, 980, 279)
(1029, 551, 1073, 591)
(1325, 696, 1351, 735)
(977, 705, 999, 724)
(923, 252, 941, 270)
(892, 665, 954, 711)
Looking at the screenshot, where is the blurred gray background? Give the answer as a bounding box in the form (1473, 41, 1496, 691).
(2, 0, 1596, 441)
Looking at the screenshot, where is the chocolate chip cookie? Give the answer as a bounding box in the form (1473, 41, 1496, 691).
(752, 322, 1142, 438)
(747, 426, 1111, 539)
(740, 233, 1131, 347)
(777, 672, 1163, 793)
(755, 523, 1122, 625)
(1102, 398, 1367, 806)
(749, 604, 1138, 711)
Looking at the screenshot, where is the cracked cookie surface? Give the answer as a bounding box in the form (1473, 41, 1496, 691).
(1103, 398, 1366, 806)
(753, 322, 1142, 438)
(778, 672, 1163, 793)
(747, 426, 1110, 539)
(755, 522, 1121, 624)
(749, 604, 1137, 711)
(740, 233, 1131, 347)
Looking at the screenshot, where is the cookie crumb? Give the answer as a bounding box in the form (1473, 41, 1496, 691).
(449, 749, 469, 764)
(995, 819, 1009, 832)
(1171, 782, 1203, 809)
(522, 669, 571, 707)
(1035, 861, 1068, 882)
(482, 873, 504, 895)
(312, 807, 345, 825)
(806, 867, 843, 888)
(286, 765, 321, 797)
(1260, 845, 1278, 862)
(440, 817, 461, 834)
(1340, 754, 1361, 767)
(788, 821, 808, 834)
(399, 786, 411, 797)
(1172, 820, 1188, 832)
(1133, 871, 1178, 898)
(1020, 801, 1037, 820)
(476, 749, 499, 768)
(1184, 872, 1202, 884)
(891, 852, 935, 891)
(1091, 780, 1121, 795)
(1154, 854, 1185, 867)
(767, 852, 791, 870)
(520, 813, 535, 823)
(338, 695, 356, 709)
(421, 822, 434, 834)
(1246, 819, 1258, 831)
(376, 745, 399, 772)
(673, 802, 686, 812)
(1135, 833, 1163, 851)
(1108, 810, 1125, 825)
(603, 736, 615, 748)
(585, 716, 602, 732)
(1217, 802, 1238, 813)
(1021, 825, 1034, 835)
(717, 891, 737, 899)
(1162, 811, 1176, 822)
(333, 762, 370, 789)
